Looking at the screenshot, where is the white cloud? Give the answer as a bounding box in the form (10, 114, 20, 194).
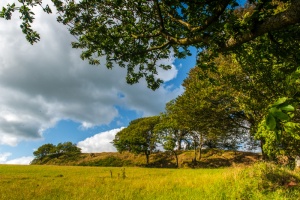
(77, 127, 125, 153)
(0, 152, 33, 165)
(155, 53, 178, 82)
(0, 1, 182, 146)
(5, 156, 34, 165)
(0, 133, 20, 146)
(0, 152, 12, 163)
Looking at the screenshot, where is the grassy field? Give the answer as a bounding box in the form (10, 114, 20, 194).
(0, 163, 299, 200)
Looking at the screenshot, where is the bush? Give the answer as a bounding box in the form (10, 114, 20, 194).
(78, 156, 132, 167)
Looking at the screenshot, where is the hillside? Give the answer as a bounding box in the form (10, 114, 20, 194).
(31, 149, 261, 168)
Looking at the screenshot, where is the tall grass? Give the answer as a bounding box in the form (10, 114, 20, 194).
(0, 163, 299, 199)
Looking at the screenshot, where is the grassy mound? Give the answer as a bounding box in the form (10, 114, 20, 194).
(31, 149, 261, 168)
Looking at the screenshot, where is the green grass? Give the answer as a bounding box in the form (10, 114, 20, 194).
(0, 163, 299, 200)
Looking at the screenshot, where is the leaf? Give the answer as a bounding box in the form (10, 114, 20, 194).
(284, 122, 300, 130)
(269, 107, 280, 114)
(266, 114, 276, 130)
(288, 112, 295, 118)
(272, 111, 289, 121)
(284, 122, 300, 140)
(269, 107, 289, 121)
(279, 104, 295, 112)
(272, 97, 288, 107)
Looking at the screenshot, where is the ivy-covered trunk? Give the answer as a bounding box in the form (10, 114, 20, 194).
(198, 133, 204, 160)
(260, 139, 266, 160)
(193, 142, 197, 163)
(177, 137, 182, 151)
(145, 150, 150, 165)
(172, 150, 179, 168)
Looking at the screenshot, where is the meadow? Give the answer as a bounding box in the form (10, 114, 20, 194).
(0, 162, 299, 200)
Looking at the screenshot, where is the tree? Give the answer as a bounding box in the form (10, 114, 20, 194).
(1, 0, 300, 89)
(256, 118, 300, 162)
(156, 129, 180, 167)
(56, 142, 81, 155)
(202, 24, 300, 160)
(174, 66, 247, 160)
(113, 116, 160, 165)
(33, 142, 81, 160)
(155, 100, 189, 150)
(154, 100, 190, 167)
(33, 143, 56, 159)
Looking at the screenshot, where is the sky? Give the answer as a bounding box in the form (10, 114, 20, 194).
(0, 1, 196, 164)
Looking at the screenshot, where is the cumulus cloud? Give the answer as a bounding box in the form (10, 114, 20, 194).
(0, 152, 12, 163)
(0, 152, 33, 164)
(5, 156, 34, 165)
(0, 2, 182, 146)
(77, 127, 124, 153)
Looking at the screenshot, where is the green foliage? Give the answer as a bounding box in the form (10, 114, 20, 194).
(154, 99, 189, 151)
(176, 67, 247, 156)
(265, 98, 298, 134)
(32, 142, 81, 163)
(33, 143, 56, 159)
(203, 23, 300, 160)
(2, 0, 300, 89)
(78, 156, 132, 167)
(256, 119, 300, 160)
(0, 1, 41, 44)
(149, 65, 250, 163)
(113, 116, 160, 164)
(154, 117, 181, 167)
(56, 142, 82, 155)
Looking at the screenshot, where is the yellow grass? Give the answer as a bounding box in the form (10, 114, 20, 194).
(0, 163, 299, 200)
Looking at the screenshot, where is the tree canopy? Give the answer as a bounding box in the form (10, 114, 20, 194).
(113, 116, 160, 164)
(1, 0, 300, 89)
(33, 143, 56, 159)
(33, 142, 81, 160)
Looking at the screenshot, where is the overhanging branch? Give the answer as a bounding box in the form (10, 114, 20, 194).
(223, 0, 300, 51)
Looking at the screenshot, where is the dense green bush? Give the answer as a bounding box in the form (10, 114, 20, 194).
(78, 156, 132, 167)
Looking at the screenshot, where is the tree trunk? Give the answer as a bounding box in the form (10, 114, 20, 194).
(177, 137, 182, 151)
(172, 150, 179, 168)
(199, 147, 202, 160)
(260, 139, 266, 160)
(198, 133, 203, 160)
(145, 150, 150, 165)
(193, 142, 197, 164)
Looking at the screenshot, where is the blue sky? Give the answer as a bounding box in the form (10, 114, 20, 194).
(0, 1, 197, 164)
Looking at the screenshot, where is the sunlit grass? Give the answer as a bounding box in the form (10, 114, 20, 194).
(0, 163, 299, 199)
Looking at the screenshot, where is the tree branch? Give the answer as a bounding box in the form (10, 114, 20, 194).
(153, 0, 165, 31)
(223, 0, 300, 51)
(147, 41, 171, 52)
(165, 0, 230, 32)
(131, 32, 161, 39)
(190, 0, 231, 32)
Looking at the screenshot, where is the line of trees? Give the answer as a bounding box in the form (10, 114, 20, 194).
(33, 142, 81, 160)
(113, 23, 300, 166)
(112, 66, 251, 167)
